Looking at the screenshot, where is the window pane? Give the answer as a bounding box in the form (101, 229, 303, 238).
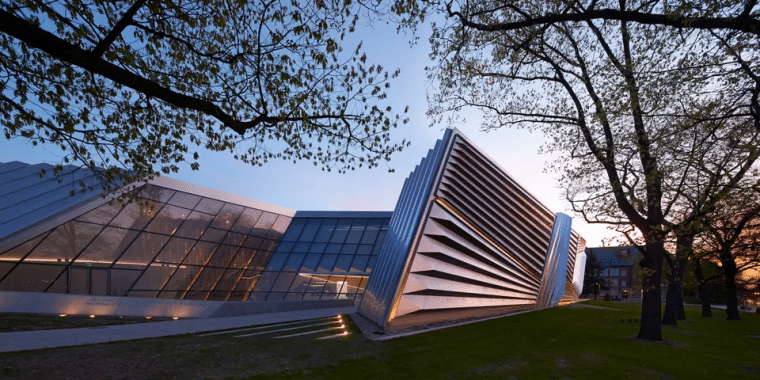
(183, 242, 219, 266)
(46, 272, 67, 294)
(251, 212, 278, 237)
(91, 268, 108, 296)
(271, 272, 297, 292)
(303, 275, 329, 299)
(300, 254, 321, 271)
(274, 242, 294, 253)
(360, 220, 382, 244)
(183, 290, 209, 300)
(325, 244, 342, 254)
(313, 219, 337, 243)
(326, 275, 346, 293)
(0, 232, 49, 262)
(343, 276, 363, 294)
(210, 204, 245, 230)
(350, 255, 370, 273)
(199, 227, 227, 243)
(288, 273, 312, 293)
(248, 292, 267, 301)
(308, 243, 326, 254)
(229, 248, 256, 269)
(317, 255, 337, 272)
(206, 245, 239, 268)
(283, 254, 305, 272)
(334, 255, 353, 272)
(266, 292, 286, 301)
(154, 237, 195, 263)
(213, 268, 243, 292)
(345, 219, 367, 244)
(234, 270, 262, 292)
(168, 192, 201, 210)
(280, 219, 305, 242)
(110, 200, 162, 230)
(372, 231, 387, 255)
(162, 264, 203, 292)
(264, 254, 287, 272)
(329, 219, 352, 243)
(366, 256, 378, 273)
(242, 235, 264, 250)
(189, 267, 225, 291)
(157, 290, 185, 299)
(114, 232, 170, 269)
(260, 239, 278, 252)
(131, 263, 177, 290)
(223, 232, 247, 247)
(0, 263, 14, 280)
(356, 245, 373, 255)
(75, 227, 139, 265)
(75, 202, 123, 224)
(228, 291, 248, 301)
(174, 211, 214, 240)
(297, 219, 322, 242)
(251, 271, 279, 292)
(267, 215, 292, 240)
(194, 198, 224, 214)
(285, 292, 304, 301)
(231, 208, 263, 235)
(139, 185, 175, 203)
(145, 205, 191, 235)
(340, 244, 357, 255)
(248, 251, 273, 271)
(111, 269, 142, 297)
(0, 264, 65, 292)
(69, 266, 88, 294)
(24, 221, 103, 264)
(208, 291, 231, 301)
(292, 243, 310, 253)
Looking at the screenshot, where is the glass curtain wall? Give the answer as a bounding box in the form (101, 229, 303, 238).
(0, 184, 292, 301)
(250, 216, 389, 302)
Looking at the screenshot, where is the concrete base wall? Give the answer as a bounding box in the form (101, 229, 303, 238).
(0, 291, 355, 319)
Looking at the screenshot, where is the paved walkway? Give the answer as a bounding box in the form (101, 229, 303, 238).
(0, 306, 356, 353)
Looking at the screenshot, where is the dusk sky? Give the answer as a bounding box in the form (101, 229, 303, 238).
(0, 18, 614, 247)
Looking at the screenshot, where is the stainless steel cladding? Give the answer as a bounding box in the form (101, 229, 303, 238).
(358, 129, 586, 330)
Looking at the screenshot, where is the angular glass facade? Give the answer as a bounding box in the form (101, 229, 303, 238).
(249, 213, 390, 302)
(0, 129, 586, 329)
(0, 183, 292, 302)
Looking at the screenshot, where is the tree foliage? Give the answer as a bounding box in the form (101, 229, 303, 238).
(0, 0, 409, 191)
(421, 0, 760, 340)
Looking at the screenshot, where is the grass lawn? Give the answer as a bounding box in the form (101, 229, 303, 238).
(0, 301, 758, 379)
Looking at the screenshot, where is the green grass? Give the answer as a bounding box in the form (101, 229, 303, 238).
(0, 302, 758, 379)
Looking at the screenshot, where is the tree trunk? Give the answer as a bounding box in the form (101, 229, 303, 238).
(663, 237, 691, 325)
(721, 253, 741, 320)
(677, 287, 686, 320)
(638, 241, 663, 341)
(694, 259, 712, 317)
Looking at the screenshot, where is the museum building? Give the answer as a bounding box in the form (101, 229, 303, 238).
(0, 129, 586, 330)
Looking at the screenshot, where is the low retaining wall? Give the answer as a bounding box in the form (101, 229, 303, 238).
(0, 291, 354, 318)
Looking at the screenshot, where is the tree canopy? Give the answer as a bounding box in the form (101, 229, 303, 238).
(422, 0, 760, 340)
(0, 0, 409, 191)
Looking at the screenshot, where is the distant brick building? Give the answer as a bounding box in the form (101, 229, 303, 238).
(585, 247, 640, 299)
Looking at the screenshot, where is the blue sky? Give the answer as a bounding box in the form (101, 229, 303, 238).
(0, 18, 613, 247)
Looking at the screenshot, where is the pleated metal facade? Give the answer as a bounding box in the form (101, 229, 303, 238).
(358, 130, 586, 330)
